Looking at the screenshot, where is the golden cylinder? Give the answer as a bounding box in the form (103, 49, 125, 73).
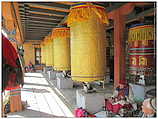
(67, 3, 109, 82)
(41, 41, 44, 64)
(45, 37, 49, 66)
(41, 39, 46, 64)
(52, 28, 70, 71)
(46, 36, 54, 66)
(42, 41, 46, 64)
(50, 37, 54, 67)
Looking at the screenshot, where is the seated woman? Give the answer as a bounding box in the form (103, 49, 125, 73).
(142, 97, 156, 117)
(105, 80, 135, 114)
(28, 61, 35, 72)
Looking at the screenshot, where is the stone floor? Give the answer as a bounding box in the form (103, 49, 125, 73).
(6, 71, 155, 118)
(6, 71, 114, 118)
(44, 72, 114, 112)
(7, 73, 74, 118)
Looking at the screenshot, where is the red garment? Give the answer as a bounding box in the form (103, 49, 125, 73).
(112, 104, 123, 113)
(119, 79, 127, 85)
(5, 73, 20, 90)
(2, 34, 22, 91)
(2, 35, 18, 68)
(122, 104, 133, 110)
(116, 85, 129, 100)
(118, 89, 126, 99)
(106, 100, 123, 114)
(87, 114, 96, 117)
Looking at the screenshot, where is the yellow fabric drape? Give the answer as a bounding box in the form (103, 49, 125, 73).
(51, 28, 70, 39)
(67, 3, 109, 26)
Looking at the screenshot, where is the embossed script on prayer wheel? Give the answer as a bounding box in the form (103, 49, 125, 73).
(128, 24, 155, 76)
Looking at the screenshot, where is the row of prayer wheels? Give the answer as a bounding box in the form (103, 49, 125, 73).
(41, 28, 70, 71)
(41, 3, 109, 83)
(40, 3, 155, 83)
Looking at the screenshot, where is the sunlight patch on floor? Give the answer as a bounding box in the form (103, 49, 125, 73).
(7, 73, 74, 118)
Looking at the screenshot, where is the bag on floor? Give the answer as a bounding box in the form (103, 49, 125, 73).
(75, 107, 96, 117)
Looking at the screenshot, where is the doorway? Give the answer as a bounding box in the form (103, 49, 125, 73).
(35, 48, 41, 65)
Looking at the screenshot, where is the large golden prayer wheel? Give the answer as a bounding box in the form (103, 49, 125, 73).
(43, 39, 46, 65)
(44, 36, 49, 66)
(52, 27, 70, 71)
(41, 38, 46, 65)
(41, 41, 45, 64)
(128, 24, 155, 76)
(67, 3, 109, 82)
(47, 35, 54, 66)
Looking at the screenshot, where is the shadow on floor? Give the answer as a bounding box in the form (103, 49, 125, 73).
(24, 82, 50, 88)
(22, 87, 50, 93)
(7, 109, 66, 118)
(24, 75, 44, 78)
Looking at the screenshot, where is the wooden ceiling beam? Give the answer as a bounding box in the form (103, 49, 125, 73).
(27, 28, 50, 31)
(106, 7, 155, 30)
(26, 35, 45, 38)
(106, 3, 126, 12)
(37, 2, 70, 8)
(126, 8, 155, 23)
(26, 27, 52, 30)
(26, 30, 50, 34)
(23, 25, 55, 29)
(25, 39, 44, 41)
(26, 33, 49, 36)
(135, 2, 154, 6)
(22, 20, 58, 25)
(25, 35, 45, 38)
(26, 31, 49, 34)
(26, 26, 54, 30)
(21, 17, 60, 23)
(19, 12, 64, 19)
(20, 15, 62, 21)
(29, 11, 65, 17)
(55, 2, 77, 5)
(25, 3, 70, 12)
(29, 7, 68, 16)
(92, 2, 110, 7)
(19, 8, 65, 17)
(19, 2, 70, 8)
(24, 23, 56, 27)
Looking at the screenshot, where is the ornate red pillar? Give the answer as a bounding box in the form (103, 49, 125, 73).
(108, 3, 135, 88)
(113, 10, 126, 87)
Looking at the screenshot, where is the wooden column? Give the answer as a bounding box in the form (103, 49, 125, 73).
(108, 3, 135, 88)
(2, 2, 23, 113)
(113, 10, 126, 88)
(10, 88, 23, 112)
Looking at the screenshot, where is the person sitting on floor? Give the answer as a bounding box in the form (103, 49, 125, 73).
(105, 79, 135, 114)
(142, 97, 156, 117)
(28, 61, 35, 72)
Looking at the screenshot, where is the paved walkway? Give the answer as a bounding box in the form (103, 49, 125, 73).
(7, 73, 74, 118)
